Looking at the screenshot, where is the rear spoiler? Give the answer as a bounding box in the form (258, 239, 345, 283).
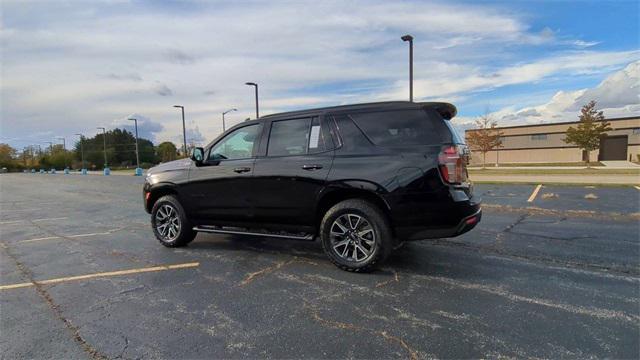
(420, 102, 457, 120)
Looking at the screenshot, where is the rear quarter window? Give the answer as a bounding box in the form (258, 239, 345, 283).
(349, 109, 452, 146)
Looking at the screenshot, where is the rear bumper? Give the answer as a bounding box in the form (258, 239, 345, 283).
(396, 206, 482, 241)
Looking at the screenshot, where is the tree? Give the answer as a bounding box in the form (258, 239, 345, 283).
(0, 143, 17, 169)
(466, 114, 503, 168)
(563, 100, 611, 167)
(157, 142, 178, 163)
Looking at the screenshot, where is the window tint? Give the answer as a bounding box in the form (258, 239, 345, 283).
(267, 118, 312, 156)
(209, 124, 260, 160)
(531, 134, 547, 141)
(349, 109, 451, 146)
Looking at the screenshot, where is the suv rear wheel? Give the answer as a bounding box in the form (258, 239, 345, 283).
(151, 195, 196, 247)
(320, 199, 392, 272)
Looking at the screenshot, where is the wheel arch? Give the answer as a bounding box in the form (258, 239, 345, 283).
(315, 185, 394, 235)
(146, 183, 181, 213)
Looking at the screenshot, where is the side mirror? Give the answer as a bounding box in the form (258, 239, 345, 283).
(191, 147, 204, 165)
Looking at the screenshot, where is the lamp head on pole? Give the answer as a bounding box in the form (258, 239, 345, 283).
(245, 82, 257, 87)
(173, 105, 183, 109)
(401, 34, 413, 42)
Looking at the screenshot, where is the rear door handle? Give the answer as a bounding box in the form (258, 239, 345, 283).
(233, 167, 251, 173)
(302, 164, 323, 170)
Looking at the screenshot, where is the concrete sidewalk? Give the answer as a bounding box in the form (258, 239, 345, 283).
(470, 173, 640, 185)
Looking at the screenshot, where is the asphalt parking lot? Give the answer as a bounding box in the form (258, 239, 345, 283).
(1, 173, 639, 359)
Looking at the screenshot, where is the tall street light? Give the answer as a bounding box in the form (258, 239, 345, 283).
(75, 133, 86, 174)
(97, 127, 108, 169)
(173, 105, 187, 156)
(128, 118, 140, 170)
(222, 108, 237, 132)
(245, 82, 259, 119)
(56, 136, 66, 169)
(401, 34, 414, 102)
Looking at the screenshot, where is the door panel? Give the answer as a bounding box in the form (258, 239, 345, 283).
(252, 153, 333, 225)
(184, 124, 262, 224)
(251, 116, 334, 226)
(599, 136, 628, 161)
(187, 159, 255, 223)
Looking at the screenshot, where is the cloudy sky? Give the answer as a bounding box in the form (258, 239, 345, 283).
(1, 0, 639, 149)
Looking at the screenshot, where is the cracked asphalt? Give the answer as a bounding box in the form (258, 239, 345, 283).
(1, 174, 639, 359)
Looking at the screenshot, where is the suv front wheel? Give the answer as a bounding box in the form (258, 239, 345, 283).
(151, 195, 197, 247)
(320, 199, 392, 272)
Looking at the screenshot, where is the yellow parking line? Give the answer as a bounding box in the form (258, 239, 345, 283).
(527, 184, 543, 203)
(0, 262, 200, 291)
(634, 186, 640, 191)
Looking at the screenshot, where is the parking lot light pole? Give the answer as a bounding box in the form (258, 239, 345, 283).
(245, 82, 259, 119)
(75, 133, 87, 175)
(173, 105, 188, 157)
(97, 127, 109, 175)
(128, 118, 143, 176)
(43, 142, 54, 173)
(56, 136, 68, 172)
(401, 34, 414, 102)
(222, 108, 237, 132)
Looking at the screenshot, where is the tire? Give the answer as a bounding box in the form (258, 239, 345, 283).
(151, 195, 197, 247)
(320, 199, 393, 272)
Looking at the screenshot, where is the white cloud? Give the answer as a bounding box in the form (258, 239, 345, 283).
(0, 0, 634, 149)
(453, 61, 640, 129)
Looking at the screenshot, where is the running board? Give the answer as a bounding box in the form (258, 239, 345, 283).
(193, 226, 315, 241)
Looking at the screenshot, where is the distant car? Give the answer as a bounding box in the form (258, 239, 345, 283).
(143, 101, 481, 272)
(0, 167, 7, 174)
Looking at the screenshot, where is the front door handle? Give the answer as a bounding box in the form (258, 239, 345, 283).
(233, 167, 251, 173)
(302, 164, 323, 170)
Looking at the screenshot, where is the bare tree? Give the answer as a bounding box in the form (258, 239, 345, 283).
(563, 100, 611, 168)
(466, 113, 503, 169)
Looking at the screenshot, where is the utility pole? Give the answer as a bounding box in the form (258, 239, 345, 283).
(75, 133, 86, 173)
(173, 105, 187, 156)
(222, 108, 237, 132)
(401, 34, 414, 102)
(97, 127, 107, 168)
(245, 82, 259, 119)
(56, 136, 66, 169)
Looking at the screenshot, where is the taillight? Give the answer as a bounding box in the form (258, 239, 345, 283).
(438, 145, 467, 184)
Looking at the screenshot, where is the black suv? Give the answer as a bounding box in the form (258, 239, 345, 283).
(143, 101, 481, 272)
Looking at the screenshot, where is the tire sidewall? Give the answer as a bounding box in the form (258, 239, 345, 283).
(320, 200, 391, 272)
(151, 195, 193, 247)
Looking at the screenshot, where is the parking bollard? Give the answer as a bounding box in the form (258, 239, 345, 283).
(103, 167, 111, 176)
(135, 167, 143, 176)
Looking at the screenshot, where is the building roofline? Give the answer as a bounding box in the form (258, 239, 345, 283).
(464, 115, 640, 133)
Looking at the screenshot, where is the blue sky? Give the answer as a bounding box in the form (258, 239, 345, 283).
(1, 0, 638, 149)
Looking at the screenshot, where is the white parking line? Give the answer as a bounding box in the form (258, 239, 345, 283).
(527, 184, 543, 203)
(0, 217, 68, 225)
(17, 228, 123, 244)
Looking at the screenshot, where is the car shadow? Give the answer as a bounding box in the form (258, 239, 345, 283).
(187, 232, 498, 282)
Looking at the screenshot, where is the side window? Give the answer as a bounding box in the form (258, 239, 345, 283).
(267, 118, 312, 156)
(308, 117, 328, 153)
(349, 109, 451, 146)
(209, 124, 260, 160)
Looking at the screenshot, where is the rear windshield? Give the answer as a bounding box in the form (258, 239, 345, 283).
(349, 108, 452, 146)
